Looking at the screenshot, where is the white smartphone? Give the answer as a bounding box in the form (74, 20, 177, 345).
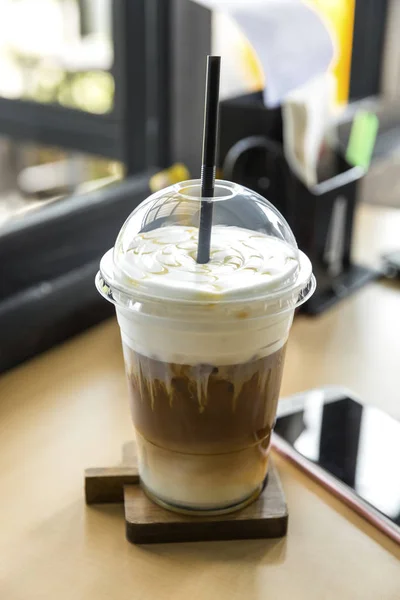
(273, 386, 400, 545)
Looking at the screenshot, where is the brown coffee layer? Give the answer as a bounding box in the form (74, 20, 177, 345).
(124, 344, 286, 454)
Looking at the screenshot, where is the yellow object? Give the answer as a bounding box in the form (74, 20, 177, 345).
(308, 0, 355, 105)
(149, 163, 190, 192)
(238, 0, 355, 105)
(240, 37, 265, 92)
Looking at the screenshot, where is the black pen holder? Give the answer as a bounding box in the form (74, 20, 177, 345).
(219, 93, 378, 315)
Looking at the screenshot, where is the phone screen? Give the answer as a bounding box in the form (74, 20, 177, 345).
(275, 391, 400, 528)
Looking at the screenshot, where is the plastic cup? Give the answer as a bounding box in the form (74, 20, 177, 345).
(96, 180, 315, 514)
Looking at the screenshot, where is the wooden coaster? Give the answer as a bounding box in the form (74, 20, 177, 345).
(85, 442, 288, 544)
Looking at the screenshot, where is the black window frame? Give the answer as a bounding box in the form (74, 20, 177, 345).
(349, 0, 389, 101)
(0, 0, 175, 174)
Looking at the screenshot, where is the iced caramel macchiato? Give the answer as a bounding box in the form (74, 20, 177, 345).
(96, 180, 315, 514)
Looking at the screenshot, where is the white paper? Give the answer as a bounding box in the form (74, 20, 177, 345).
(283, 73, 335, 187)
(194, 0, 335, 107)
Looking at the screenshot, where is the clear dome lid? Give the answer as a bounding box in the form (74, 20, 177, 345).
(97, 180, 315, 313)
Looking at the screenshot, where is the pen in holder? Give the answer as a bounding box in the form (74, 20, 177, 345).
(220, 93, 379, 315)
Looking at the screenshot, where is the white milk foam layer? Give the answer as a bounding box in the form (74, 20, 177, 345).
(116, 225, 296, 365)
(118, 309, 292, 365)
(119, 225, 298, 301)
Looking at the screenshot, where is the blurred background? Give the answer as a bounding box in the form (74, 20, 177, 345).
(0, 0, 399, 372)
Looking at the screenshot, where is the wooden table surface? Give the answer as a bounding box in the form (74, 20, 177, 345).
(1, 205, 400, 600)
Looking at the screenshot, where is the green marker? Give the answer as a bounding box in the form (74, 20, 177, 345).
(346, 110, 379, 169)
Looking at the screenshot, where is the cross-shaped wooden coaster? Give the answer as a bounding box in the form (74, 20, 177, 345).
(85, 442, 288, 544)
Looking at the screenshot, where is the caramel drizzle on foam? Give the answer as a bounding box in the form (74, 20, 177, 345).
(123, 225, 294, 298)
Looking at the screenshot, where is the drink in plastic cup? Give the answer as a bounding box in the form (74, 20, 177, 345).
(96, 180, 315, 514)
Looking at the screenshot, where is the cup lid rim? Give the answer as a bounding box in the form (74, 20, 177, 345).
(97, 246, 315, 312)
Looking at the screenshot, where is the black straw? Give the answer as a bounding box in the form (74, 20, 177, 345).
(196, 55, 221, 264)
